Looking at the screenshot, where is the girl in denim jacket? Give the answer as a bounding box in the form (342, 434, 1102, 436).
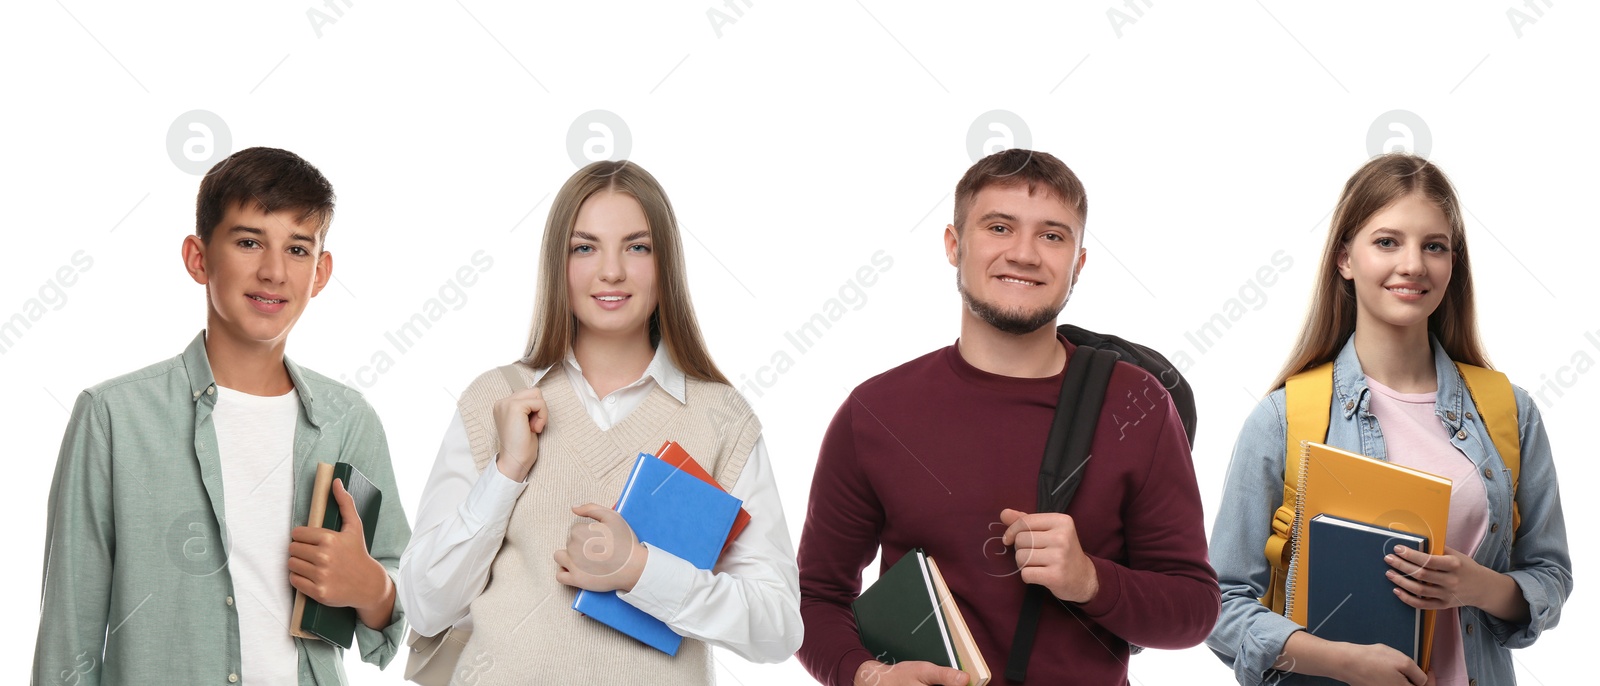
(1205, 154, 1571, 686)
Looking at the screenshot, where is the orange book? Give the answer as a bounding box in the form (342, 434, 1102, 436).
(1286, 442, 1451, 671)
(655, 440, 751, 555)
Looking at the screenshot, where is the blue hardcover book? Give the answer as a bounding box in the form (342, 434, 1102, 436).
(571, 452, 742, 655)
(1307, 514, 1431, 661)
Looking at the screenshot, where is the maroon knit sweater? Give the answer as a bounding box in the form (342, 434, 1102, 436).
(797, 339, 1218, 686)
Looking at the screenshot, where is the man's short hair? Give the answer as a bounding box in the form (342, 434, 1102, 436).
(195, 147, 336, 244)
(953, 149, 1088, 233)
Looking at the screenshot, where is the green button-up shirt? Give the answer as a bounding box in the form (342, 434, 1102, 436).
(33, 331, 410, 685)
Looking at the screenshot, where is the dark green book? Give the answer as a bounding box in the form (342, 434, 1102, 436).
(852, 548, 960, 670)
(289, 462, 383, 650)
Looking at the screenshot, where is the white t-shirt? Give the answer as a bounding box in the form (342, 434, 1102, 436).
(213, 386, 301, 684)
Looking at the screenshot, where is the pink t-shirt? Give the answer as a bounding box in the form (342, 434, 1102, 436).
(1366, 376, 1489, 686)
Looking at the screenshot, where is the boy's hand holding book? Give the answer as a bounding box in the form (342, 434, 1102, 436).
(556, 503, 649, 593)
(852, 548, 988, 685)
(289, 478, 395, 630)
(853, 659, 970, 686)
(999, 508, 1099, 604)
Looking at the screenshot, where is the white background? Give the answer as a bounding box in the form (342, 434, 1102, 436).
(3, 1, 1596, 684)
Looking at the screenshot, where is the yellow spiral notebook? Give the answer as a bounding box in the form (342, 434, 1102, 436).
(1286, 442, 1451, 671)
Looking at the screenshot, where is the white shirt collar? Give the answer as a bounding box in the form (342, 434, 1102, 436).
(525, 343, 687, 404)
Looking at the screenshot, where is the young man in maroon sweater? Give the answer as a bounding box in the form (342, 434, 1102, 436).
(796, 149, 1219, 686)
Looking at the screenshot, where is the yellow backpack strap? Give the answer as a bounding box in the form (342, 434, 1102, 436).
(1455, 362, 1522, 533)
(1261, 362, 1334, 613)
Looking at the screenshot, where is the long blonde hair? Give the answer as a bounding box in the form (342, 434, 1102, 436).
(521, 160, 729, 385)
(1269, 154, 1490, 391)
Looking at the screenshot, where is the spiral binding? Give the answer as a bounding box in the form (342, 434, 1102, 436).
(1281, 440, 1314, 619)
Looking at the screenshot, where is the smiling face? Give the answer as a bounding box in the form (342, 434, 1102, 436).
(945, 183, 1086, 335)
(567, 191, 659, 343)
(183, 202, 331, 351)
(1338, 192, 1454, 335)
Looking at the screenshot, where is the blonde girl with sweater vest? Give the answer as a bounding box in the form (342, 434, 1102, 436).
(399, 161, 803, 684)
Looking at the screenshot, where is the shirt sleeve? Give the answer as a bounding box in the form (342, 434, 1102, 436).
(795, 396, 884, 686)
(33, 391, 115, 686)
(618, 435, 804, 663)
(1204, 391, 1306, 686)
(1484, 388, 1572, 647)
(1071, 391, 1220, 650)
(398, 411, 529, 637)
(345, 403, 412, 669)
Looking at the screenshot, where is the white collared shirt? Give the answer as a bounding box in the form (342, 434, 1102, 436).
(398, 346, 802, 663)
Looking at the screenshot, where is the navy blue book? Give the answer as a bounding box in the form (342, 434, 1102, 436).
(571, 452, 742, 655)
(1307, 514, 1430, 661)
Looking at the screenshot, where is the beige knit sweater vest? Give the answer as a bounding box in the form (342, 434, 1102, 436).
(455, 363, 760, 685)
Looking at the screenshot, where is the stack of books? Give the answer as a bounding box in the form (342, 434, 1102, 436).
(290, 462, 384, 650)
(571, 442, 750, 655)
(1287, 442, 1452, 669)
(853, 548, 990, 686)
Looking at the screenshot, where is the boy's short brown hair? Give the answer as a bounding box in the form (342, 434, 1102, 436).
(954, 149, 1087, 233)
(195, 147, 336, 244)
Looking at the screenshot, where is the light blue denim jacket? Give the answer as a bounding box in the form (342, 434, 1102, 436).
(1205, 336, 1571, 685)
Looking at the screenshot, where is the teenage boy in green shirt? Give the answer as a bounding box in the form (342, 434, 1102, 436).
(32, 147, 410, 685)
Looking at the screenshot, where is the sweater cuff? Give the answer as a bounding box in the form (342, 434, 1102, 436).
(836, 647, 878, 686)
(1076, 555, 1123, 617)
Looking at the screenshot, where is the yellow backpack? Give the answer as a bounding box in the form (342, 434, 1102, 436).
(1259, 361, 1522, 615)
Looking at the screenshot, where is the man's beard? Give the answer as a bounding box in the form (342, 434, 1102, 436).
(956, 265, 1067, 336)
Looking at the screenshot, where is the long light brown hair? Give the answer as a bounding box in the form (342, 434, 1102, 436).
(521, 160, 729, 385)
(1269, 153, 1490, 391)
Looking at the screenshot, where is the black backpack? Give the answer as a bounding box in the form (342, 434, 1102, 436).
(1004, 324, 1198, 682)
(1057, 324, 1196, 446)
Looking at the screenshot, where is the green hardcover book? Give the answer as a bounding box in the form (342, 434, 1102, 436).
(852, 548, 960, 670)
(289, 462, 383, 650)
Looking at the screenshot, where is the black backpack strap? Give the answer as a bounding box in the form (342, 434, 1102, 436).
(1005, 344, 1120, 682)
(1058, 322, 1197, 447)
